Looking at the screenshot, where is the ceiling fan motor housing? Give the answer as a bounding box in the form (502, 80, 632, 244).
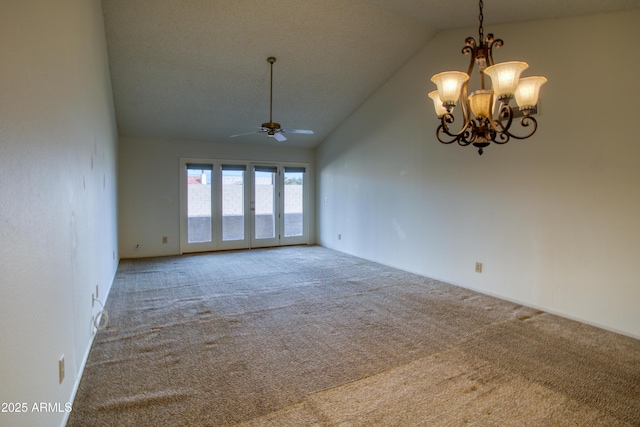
(262, 122, 281, 132)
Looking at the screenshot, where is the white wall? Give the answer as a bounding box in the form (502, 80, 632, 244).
(0, 1, 118, 426)
(317, 10, 640, 339)
(119, 136, 315, 258)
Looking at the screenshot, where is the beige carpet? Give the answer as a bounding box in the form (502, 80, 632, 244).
(67, 246, 640, 426)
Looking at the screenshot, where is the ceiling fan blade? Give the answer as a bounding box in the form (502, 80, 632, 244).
(281, 129, 314, 135)
(230, 131, 261, 138)
(272, 132, 287, 142)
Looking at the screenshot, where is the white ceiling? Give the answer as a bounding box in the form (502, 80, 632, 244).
(102, 0, 640, 148)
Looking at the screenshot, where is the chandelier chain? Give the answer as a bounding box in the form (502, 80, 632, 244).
(478, 0, 484, 42)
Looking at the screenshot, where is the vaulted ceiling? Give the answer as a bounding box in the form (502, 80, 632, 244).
(102, 0, 640, 148)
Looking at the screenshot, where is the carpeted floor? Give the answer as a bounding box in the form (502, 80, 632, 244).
(67, 246, 640, 426)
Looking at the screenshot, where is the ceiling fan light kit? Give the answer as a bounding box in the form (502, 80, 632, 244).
(230, 56, 314, 142)
(429, 0, 547, 155)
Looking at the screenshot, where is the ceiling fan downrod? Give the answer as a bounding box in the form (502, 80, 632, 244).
(263, 57, 280, 131)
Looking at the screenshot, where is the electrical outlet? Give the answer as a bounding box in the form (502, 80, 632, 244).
(162, 236, 168, 244)
(59, 355, 65, 384)
(338, 234, 342, 240)
(475, 262, 483, 273)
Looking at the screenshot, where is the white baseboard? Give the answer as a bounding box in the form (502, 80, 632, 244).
(60, 265, 116, 427)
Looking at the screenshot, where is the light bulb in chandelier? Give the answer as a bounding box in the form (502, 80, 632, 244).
(430, 71, 469, 110)
(514, 76, 547, 112)
(428, 91, 448, 117)
(483, 61, 529, 101)
(469, 90, 492, 118)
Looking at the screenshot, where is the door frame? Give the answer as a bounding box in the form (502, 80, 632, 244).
(219, 163, 251, 251)
(179, 159, 216, 254)
(280, 164, 309, 246)
(250, 163, 281, 248)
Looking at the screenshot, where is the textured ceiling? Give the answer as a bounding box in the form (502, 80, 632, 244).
(102, 0, 640, 148)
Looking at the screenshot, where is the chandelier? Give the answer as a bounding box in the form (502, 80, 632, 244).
(429, 0, 547, 155)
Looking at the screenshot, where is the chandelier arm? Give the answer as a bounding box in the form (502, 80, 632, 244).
(492, 131, 511, 145)
(463, 43, 477, 76)
(480, 117, 498, 143)
(438, 117, 472, 140)
(459, 120, 475, 146)
(481, 103, 511, 145)
(487, 38, 503, 65)
(459, 124, 476, 147)
(500, 116, 539, 141)
(488, 103, 513, 133)
(460, 81, 471, 124)
(437, 79, 472, 140)
(436, 114, 466, 141)
(487, 114, 538, 144)
(435, 127, 459, 145)
(435, 116, 473, 146)
(463, 37, 476, 54)
(436, 124, 462, 144)
(435, 122, 461, 145)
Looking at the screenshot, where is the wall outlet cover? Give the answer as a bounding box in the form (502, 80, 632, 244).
(475, 262, 483, 273)
(59, 356, 65, 384)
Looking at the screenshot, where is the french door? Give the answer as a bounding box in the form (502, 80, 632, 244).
(251, 165, 280, 247)
(180, 159, 308, 253)
(180, 161, 250, 253)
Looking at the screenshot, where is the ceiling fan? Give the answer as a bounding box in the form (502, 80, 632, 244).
(230, 57, 314, 142)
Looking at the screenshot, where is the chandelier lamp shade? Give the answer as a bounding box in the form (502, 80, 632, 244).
(429, 0, 547, 155)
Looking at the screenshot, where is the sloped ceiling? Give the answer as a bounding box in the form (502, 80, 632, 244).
(102, 0, 640, 148)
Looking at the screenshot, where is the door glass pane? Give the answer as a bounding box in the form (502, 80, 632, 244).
(222, 168, 244, 241)
(284, 171, 304, 237)
(254, 170, 276, 239)
(187, 165, 212, 243)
